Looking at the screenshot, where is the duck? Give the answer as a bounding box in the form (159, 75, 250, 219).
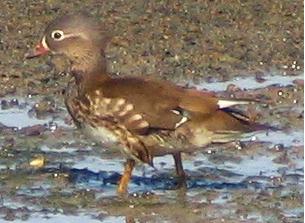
(26, 13, 268, 194)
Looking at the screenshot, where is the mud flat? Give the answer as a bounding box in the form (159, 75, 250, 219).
(0, 0, 303, 222)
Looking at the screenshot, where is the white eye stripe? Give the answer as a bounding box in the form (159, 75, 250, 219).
(50, 30, 88, 41)
(64, 33, 90, 41)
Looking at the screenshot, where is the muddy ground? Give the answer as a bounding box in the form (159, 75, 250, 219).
(0, 0, 303, 222)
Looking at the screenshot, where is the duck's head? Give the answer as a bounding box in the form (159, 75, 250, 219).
(26, 13, 109, 73)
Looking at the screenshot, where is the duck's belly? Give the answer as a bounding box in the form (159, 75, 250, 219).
(82, 124, 120, 147)
(82, 124, 140, 161)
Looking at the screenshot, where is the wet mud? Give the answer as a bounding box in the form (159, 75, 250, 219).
(0, 0, 303, 222)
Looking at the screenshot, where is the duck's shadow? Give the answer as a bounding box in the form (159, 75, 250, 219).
(41, 166, 263, 191)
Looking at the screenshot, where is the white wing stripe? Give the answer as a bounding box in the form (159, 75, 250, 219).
(175, 116, 188, 128)
(217, 100, 250, 108)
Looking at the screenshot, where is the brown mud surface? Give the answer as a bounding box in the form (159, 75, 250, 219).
(0, 1, 303, 222)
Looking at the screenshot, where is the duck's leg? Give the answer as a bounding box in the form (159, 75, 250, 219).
(173, 152, 187, 188)
(117, 159, 135, 194)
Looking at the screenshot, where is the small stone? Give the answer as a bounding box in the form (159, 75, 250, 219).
(234, 141, 244, 150)
(10, 98, 19, 106)
(1, 100, 9, 109)
(20, 125, 46, 136)
(226, 84, 241, 92)
(255, 73, 266, 83)
(277, 90, 283, 96)
(251, 136, 257, 141)
(48, 122, 58, 132)
(132, 193, 138, 198)
(274, 144, 284, 151)
(30, 156, 45, 168)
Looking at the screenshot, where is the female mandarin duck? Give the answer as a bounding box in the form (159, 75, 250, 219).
(26, 13, 267, 194)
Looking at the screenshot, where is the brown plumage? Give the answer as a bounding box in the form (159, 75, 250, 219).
(26, 13, 268, 194)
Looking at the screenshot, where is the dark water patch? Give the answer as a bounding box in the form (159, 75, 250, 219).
(55, 167, 267, 192)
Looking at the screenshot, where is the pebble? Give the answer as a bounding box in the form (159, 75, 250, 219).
(30, 156, 45, 168)
(19, 124, 46, 136)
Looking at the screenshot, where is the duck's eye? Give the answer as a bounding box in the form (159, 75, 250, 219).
(51, 30, 65, 41)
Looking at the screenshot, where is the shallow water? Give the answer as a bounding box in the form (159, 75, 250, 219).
(190, 73, 304, 91)
(1, 213, 125, 223)
(0, 97, 68, 129)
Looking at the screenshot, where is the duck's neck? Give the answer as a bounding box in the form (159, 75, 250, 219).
(70, 50, 111, 94)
